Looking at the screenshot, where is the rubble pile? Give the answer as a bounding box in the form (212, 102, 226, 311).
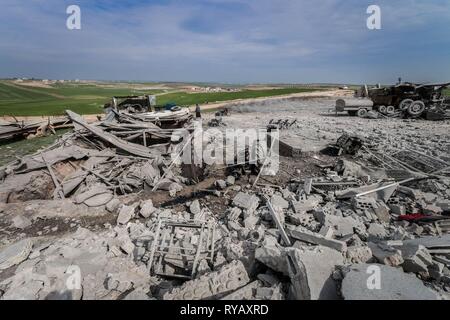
(0, 100, 449, 300)
(0, 110, 190, 204)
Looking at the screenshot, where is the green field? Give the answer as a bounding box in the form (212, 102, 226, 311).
(157, 88, 320, 106)
(0, 82, 164, 116)
(0, 81, 321, 116)
(445, 88, 450, 96)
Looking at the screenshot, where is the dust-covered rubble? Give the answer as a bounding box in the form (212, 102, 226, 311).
(1, 98, 450, 300)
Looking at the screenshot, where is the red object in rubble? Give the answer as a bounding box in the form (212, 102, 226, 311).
(398, 214, 427, 221)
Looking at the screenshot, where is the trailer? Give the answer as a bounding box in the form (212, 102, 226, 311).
(335, 98, 374, 117)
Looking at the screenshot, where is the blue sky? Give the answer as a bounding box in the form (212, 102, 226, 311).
(0, 0, 449, 84)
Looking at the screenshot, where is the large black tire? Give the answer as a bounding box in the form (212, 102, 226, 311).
(386, 106, 395, 114)
(407, 100, 426, 117)
(378, 105, 387, 114)
(400, 99, 414, 111)
(357, 109, 368, 118)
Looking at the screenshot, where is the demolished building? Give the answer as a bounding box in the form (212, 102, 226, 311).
(0, 98, 449, 301)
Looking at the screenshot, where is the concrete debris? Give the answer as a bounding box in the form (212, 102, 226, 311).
(288, 227, 347, 253)
(368, 242, 404, 267)
(341, 264, 439, 300)
(255, 245, 289, 276)
(215, 179, 227, 190)
(106, 198, 121, 213)
(139, 199, 156, 218)
(270, 194, 289, 210)
(286, 246, 343, 300)
(232, 192, 260, 212)
(399, 244, 433, 274)
(189, 199, 201, 215)
(0, 239, 33, 270)
(346, 246, 373, 264)
(117, 205, 135, 225)
(1, 97, 449, 300)
(163, 260, 249, 300)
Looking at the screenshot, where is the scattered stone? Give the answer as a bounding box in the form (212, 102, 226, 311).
(367, 223, 388, 240)
(368, 242, 404, 267)
(291, 196, 321, 214)
(140, 199, 156, 218)
(189, 199, 201, 215)
(12, 216, 32, 229)
(232, 192, 260, 212)
(314, 210, 364, 237)
(215, 180, 227, 190)
(106, 198, 121, 213)
(346, 246, 372, 264)
(226, 176, 235, 186)
(117, 205, 135, 225)
(271, 194, 289, 210)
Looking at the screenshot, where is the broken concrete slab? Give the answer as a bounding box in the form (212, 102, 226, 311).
(341, 263, 438, 300)
(0, 238, 33, 270)
(189, 199, 201, 215)
(368, 242, 404, 267)
(106, 198, 121, 213)
(220, 280, 261, 300)
(288, 227, 347, 253)
(403, 234, 450, 249)
(255, 245, 289, 276)
(215, 179, 227, 190)
(232, 192, 260, 212)
(74, 185, 113, 207)
(117, 205, 135, 225)
(291, 195, 322, 214)
(226, 176, 235, 186)
(399, 244, 433, 274)
(270, 194, 289, 210)
(314, 209, 365, 238)
(163, 260, 250, 300)
(286, 246, 343, 300)
(367, 223, 388, 241)
(139, 199, 157, 218)
(346, 246, 372, 264)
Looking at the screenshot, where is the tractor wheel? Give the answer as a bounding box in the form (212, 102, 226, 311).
(400, 99, 414, 111)
(386, 106, 395, 114)
(357, 109, 368, 118)
(378, 105, 387, 114)
(407, 100, 426, 117)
